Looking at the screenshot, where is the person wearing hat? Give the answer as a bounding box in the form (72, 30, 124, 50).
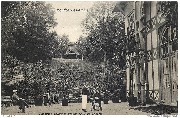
(12, 90, 28, 113)
(19, 98, 26, 113)
(81, 85, 89, 112)
(12, 90, 20, 105)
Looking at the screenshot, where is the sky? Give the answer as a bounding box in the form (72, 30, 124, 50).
(46, 1, 95, 42)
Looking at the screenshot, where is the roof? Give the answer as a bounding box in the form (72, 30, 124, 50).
(113, 1, 133, 15)
(65, 44, 80, 55)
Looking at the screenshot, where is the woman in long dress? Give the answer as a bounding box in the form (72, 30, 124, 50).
(82, 85, 88, 112)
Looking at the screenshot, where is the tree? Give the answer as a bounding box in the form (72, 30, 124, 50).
(76, 36, 90, 61)
(56, 34, 70, 58)
(80, 1, 126, 70)
(1, 1, 58, 63)
(82, 1, 122, 34)
(91, 17, 125, 68)
(80, 1, 127, 69)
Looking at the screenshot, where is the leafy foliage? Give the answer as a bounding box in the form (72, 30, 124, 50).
(82, 1, 119, 34)
(54, 34, 70, 58)
(79, 2, 126, 71)
(1, 1, 58, 63)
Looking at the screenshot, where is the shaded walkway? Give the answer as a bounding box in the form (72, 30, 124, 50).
(132, 104, 178, 115)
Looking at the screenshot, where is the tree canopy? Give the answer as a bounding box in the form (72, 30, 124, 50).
(54, 34, 70, 58)
(1, 1, 58, 63)
(78, 2, 126, 71)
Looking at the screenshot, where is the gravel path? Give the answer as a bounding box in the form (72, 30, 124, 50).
(1, 102, 151, 115)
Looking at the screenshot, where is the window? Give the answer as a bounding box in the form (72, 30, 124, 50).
(135, 1, 140, 20)
(160, 26, 169, 58)
(127, 10, 135, 30)
(174, 61, 176, 72)
(140, 1, 145, 16)
(136, 21, 139, 31)
(162, 65, 164, 73)
(162, 47, 168, 55)
(165, 59, 168, 69)
(157, 2, 162, 14)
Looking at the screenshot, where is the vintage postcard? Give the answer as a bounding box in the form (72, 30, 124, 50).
(1, 1, 178, 116)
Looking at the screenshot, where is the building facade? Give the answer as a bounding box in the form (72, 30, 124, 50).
(114, 1, 178, 105)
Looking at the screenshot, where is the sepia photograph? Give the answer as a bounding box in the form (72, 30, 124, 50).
(1, 1, 178, 115)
